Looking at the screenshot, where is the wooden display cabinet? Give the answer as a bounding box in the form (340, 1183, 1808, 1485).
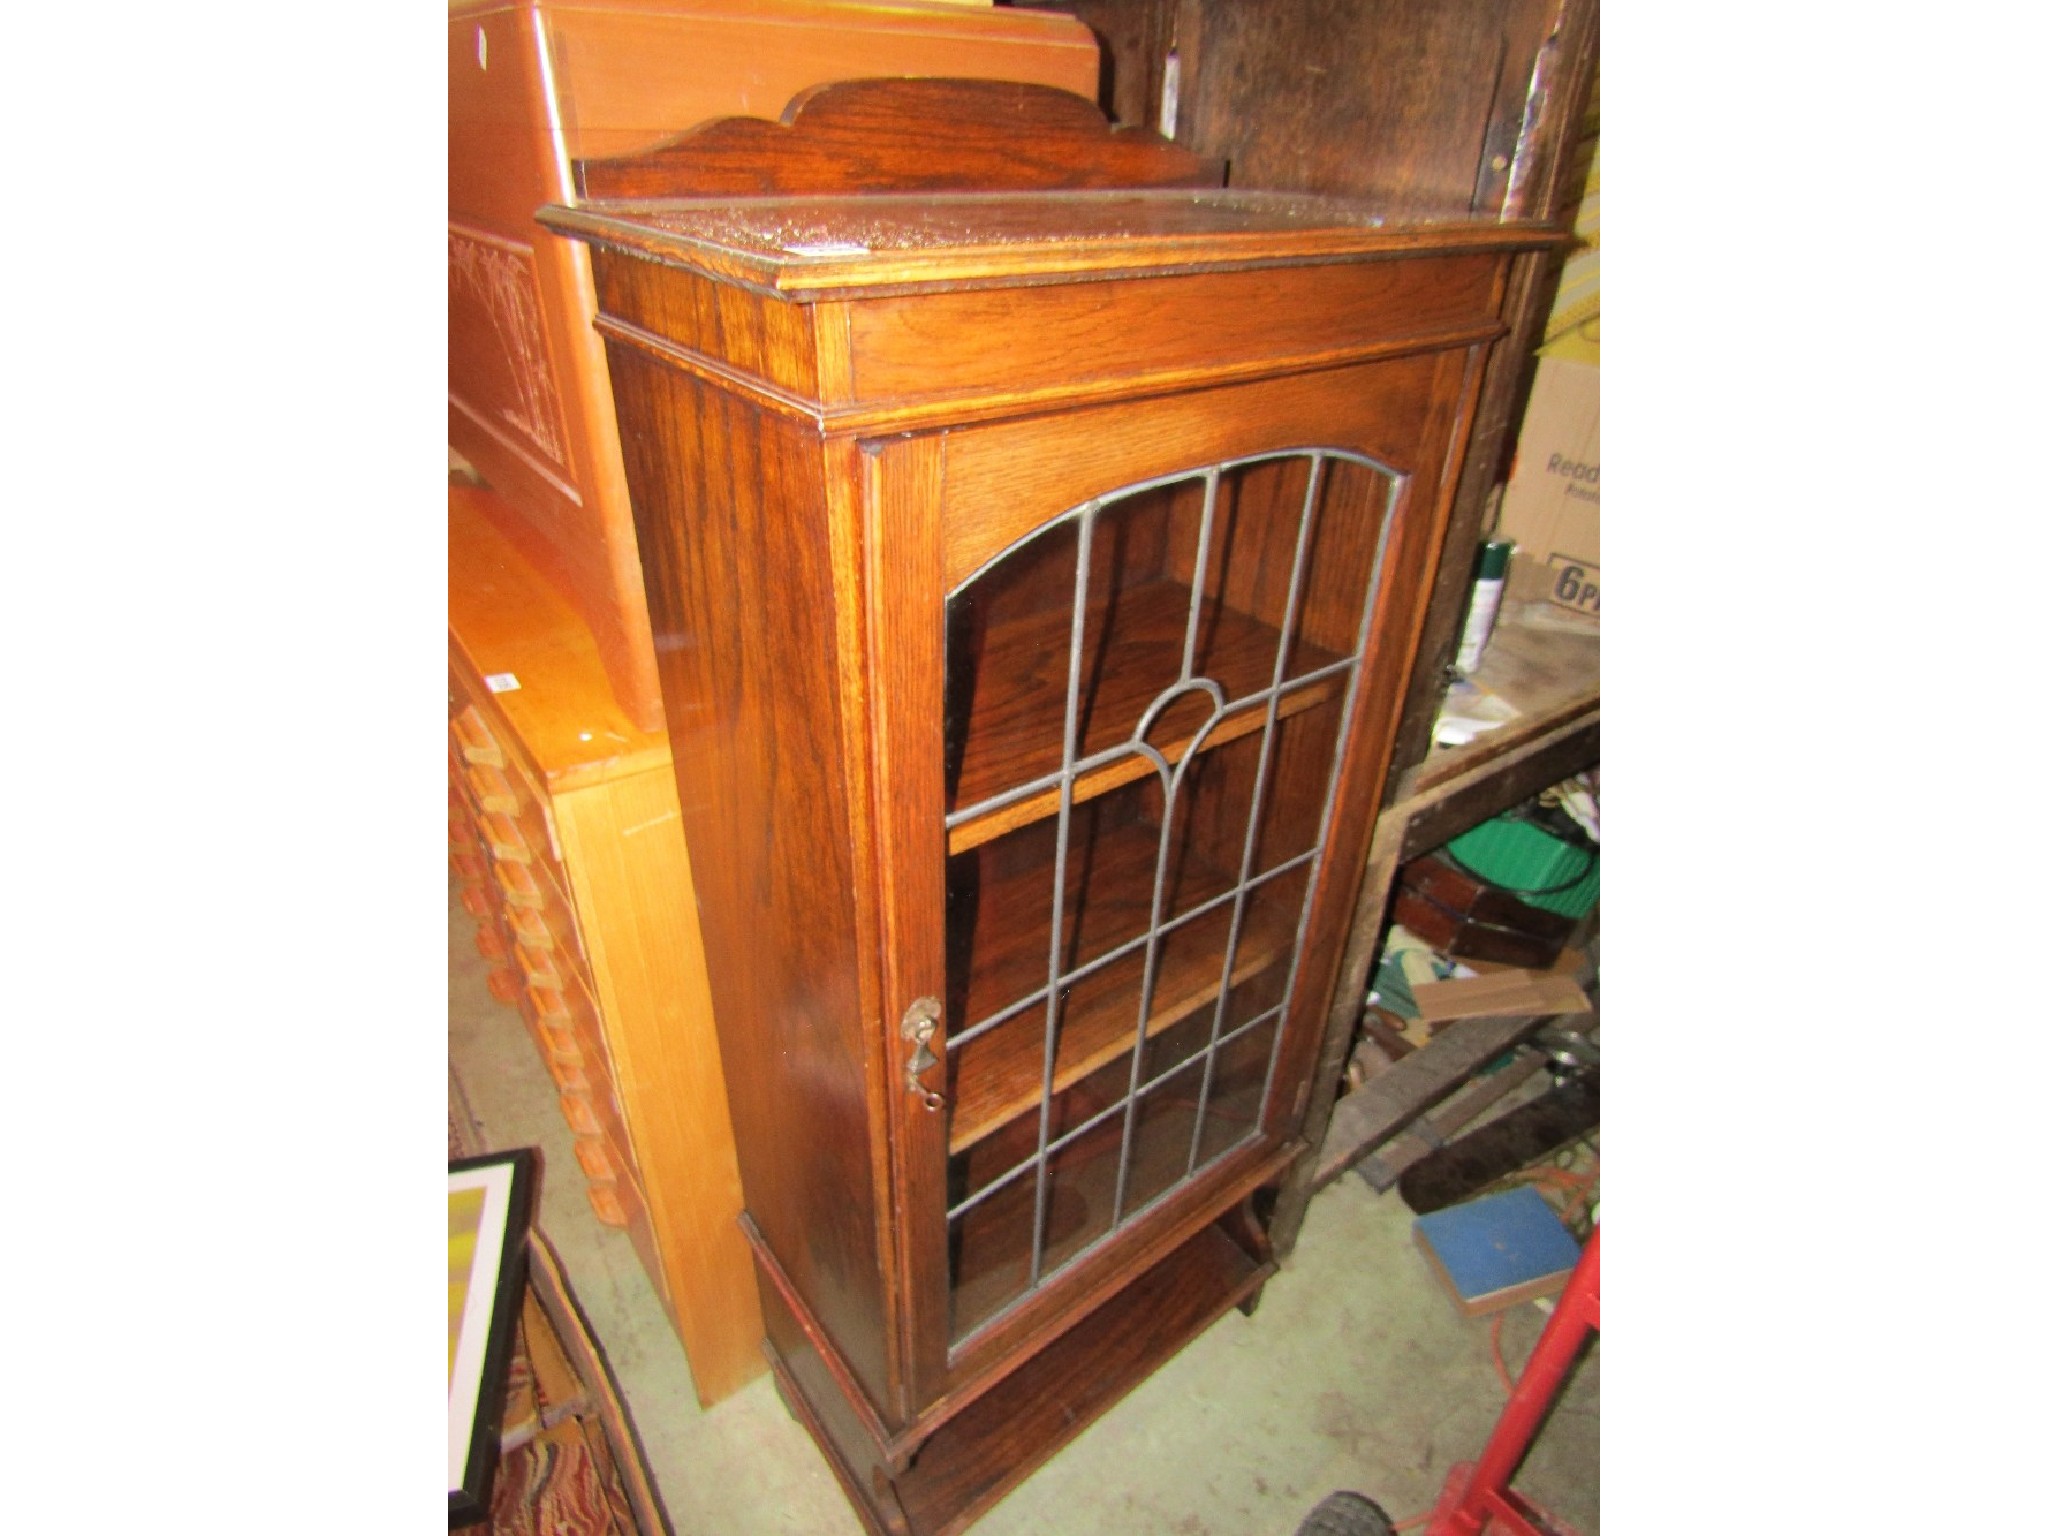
(541, 80, 1563, 1536)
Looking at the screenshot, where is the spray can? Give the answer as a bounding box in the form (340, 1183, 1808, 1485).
(1454, 539, 1514, 674)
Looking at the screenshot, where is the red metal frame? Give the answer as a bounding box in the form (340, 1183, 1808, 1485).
(1426, 1223, 1599, 1536)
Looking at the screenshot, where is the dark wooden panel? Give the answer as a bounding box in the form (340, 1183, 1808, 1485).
(1175, 0, 1549, 211)
(1061, 0, 1174, 129)
(601, 342, 894, 1415)
(577, 76, 1222, 199)
(756, 1273, 908, 1536)
(1312, 1010, 1557, 1186)
(1396, 1067, 1597, 1213)
(1398, 707, 1599, 859)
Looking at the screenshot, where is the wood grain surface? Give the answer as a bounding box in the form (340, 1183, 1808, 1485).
(577, 76, 1219, 199)
(602, 346, 898, 1415)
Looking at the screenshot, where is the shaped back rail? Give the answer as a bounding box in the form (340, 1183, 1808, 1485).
(575, 76, 1225, 199)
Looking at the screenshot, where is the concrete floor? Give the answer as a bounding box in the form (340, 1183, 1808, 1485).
(450, 884, 1598, 1536)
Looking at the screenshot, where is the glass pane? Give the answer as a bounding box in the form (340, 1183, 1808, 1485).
(1053, 780, 1175, 987)
(1141, 1005, 1215, 1090)
(1167, 688, 1346, 895)
(948, 1164, 1038, 1341)
(1073, 477, 1211, 767)
(1195, 1016, 1282, 1170)
(947, 1052, 1128, 1342)
(945, 517, 1080, 816)
(1035, 1103, 1127, 1280)
(940, 450, 1391, 1346)
(946, 816, 1057, 1038)
(1185, 456, 1310, 689)
(1245, 698, 1346, 877)
(1122, 1054, 1210, 1217)
(1285, 457, 1396, 681)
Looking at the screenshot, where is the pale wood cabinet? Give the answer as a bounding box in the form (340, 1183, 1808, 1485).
(541, 79, 1562, 1536)
(448, 486, 766, 1405)
(448, 0, 1099, 732)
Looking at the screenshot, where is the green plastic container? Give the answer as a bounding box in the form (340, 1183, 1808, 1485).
(1444, 815, 1599, 918)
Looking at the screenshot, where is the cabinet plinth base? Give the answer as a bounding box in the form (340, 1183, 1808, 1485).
(766, 1218, 1271, 1536)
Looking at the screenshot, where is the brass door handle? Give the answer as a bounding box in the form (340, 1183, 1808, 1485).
(901, 997, 945, 1111)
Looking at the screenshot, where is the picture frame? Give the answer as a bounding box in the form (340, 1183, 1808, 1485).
(449, 1148, 538, 1527)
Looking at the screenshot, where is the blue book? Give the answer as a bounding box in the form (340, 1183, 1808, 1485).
(1412, 1185, 1582, 1317)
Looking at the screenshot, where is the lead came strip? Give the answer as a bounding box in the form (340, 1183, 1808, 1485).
(1026, 503, 1097, 1291)
(1249, 471, 1406, 1133)
(1186, 453, 1328, 1172)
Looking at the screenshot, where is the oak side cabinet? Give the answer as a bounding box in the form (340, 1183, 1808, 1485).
(541, 80, 1562, 1536)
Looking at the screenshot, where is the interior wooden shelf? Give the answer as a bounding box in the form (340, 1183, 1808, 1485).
(948, 814, 1297, 1154)
(949, 579, 1341, 855)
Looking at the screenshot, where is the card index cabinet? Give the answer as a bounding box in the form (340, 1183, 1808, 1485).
(540, 78, 1563, 1536)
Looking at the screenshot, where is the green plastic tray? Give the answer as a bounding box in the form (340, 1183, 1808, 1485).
(1445, 816, 1598, 919)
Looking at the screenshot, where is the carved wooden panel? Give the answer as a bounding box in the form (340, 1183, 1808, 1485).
(448, 225, 575, 492)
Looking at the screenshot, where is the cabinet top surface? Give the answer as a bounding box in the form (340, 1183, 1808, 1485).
(449, 483, 673, 790)
(538, 188, 1563, 298)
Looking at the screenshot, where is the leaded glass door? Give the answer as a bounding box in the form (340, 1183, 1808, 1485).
(936, 448, 1404, 1349)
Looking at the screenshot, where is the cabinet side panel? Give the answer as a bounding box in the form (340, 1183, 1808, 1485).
(603, 343, 892, 1411)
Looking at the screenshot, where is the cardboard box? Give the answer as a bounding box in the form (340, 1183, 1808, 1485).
(1497, 356, 1599, 620)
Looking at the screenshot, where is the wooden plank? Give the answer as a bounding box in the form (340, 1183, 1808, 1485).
(1401, 604, 1600, 799)
(1356, 1048, 1547, 1190)
(1397, 1067, 1598, 1213)
(1310, 1011, 1557, 1188)
(1397, 705, 1598, 859)
(1410, 968, 1590, 1025)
